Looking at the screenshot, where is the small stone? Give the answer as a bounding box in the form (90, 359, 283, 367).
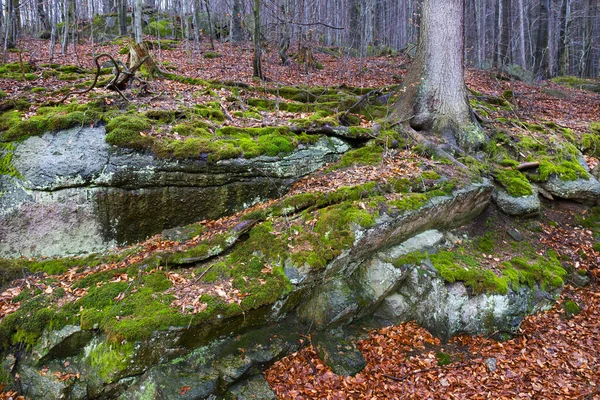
(485, 357, 497, 373)
(507, 228, 523, 242)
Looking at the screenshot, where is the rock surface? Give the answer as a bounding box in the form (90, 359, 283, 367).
(0, 127, 350, 257)
(492, 187, 540, 216)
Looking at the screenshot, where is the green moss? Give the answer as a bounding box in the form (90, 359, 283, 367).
(1, 102, 105, 142)
(552, 76, 589, 86)
(421, 170, 441, 180)
(105, 114, 152, 149)
(0, 142, 20, 178)
(203, 51, 221, 59)
(335, 145, 383, 169)
(581, 134, 600, 157)
(88, 341, 135, 383)
(390, 193, 429, 212)
(590, 122, 600, 134)
(392, 251, 428, 268)
(30, 87, 46, 93)
(431, 249, 509, 294)
(144, 20, 175, 37)
(537, 159, 589, 182)
(493, 169, 533, 196)
(563, 300, 581, 317)
(476, 232, 496, 253)
(163, 72, 209, 87)
(501, 251, 566, 291)
(436, 352, 453, 366)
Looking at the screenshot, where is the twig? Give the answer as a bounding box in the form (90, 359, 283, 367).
(516, 161, 540, 171)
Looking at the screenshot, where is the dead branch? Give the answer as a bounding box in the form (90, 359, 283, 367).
(516, 161, 540, 171)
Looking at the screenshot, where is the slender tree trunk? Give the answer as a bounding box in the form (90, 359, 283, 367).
(203, 0, 215, 50)
(134, 0, 143, 44)
(252, 0, 263, 79)
(117, 0, 127, 36)
(498, 0, 510, 67)
(392, 0, 485, 151)
(37, 0, 50, 32)
(580, 0, 597, 77)
(349, 0, 360, 49)
(535, 0, 550, 79)
(556, 0, 570, 76)
(231, 0, 242, 42)
(518, 0, 527, 68)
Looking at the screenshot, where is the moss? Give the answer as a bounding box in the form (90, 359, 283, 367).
(421, 170, 441, 180)
(144, 20, 175, 37)
(105, 114, 152, 149)
(1, 102, 105, 142)
(552, 76, 589, 86)
(537, 159, 589, 182)
(390, 193, 429, 212)
(163, 72, 209, 87)
(581, 133, 600, 157)
(493, 168, 533, 197)
(501, 251, 566, 291)
(30, 87, 46, 93)
(0, 142, 20, 178)
(563, 300, 580, 317)
(203, 51, 221, 59)
(87, 341, 135, 383)
(392, 251, 428, 268)
(431, 249, 509, 294)
(476, 232, 496, 253)
(436, 352, 453, 366)
(335, 145, 383, 169)
(590, 122, 600, 134)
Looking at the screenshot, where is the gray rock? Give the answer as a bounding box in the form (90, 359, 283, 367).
(313, 331, 366, 376)
(224, 375, 277, 400)
(492, 187, 540, 216)
(376, 266, 560, 340)
(485, 358, 497, 372)
(541, 175, 600, 204)
(507, 228, 524, 242)
(384, 230, 444, 260)
(1, 129, 349, 258)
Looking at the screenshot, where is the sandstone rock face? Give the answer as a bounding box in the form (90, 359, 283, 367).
(0, 127, 350, 257)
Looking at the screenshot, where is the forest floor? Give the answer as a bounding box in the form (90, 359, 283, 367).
(1, 37, 600, 399)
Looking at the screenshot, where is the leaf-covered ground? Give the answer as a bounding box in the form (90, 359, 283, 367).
(1, 36, 600, 398)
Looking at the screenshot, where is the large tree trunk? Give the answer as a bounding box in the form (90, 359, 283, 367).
(391, 0, 485, 151)
(134, 0, 143, 44)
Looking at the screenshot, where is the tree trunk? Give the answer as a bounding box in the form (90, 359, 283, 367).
(252, 0, 263, 79)
(498, 0, 510, 67)
(534, 0, 550, 79)
(391, 0, 486, 151)
(517, 0, 527, 68)
(231, 0, 243, 42)
(37, 0, 51, 32)
(134, 0, 143, 44)
(349, 0, 361, 49)
(556, 0, 570, 76)
(580, 0, 597, 77)
(117, 0, 127, 36)
(129, 42, 162, 77)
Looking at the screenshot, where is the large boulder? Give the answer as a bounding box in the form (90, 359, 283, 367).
(0, 127, 350, 257)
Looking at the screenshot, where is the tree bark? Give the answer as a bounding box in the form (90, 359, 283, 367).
(580, 0, 597, 77)
(534, 0, 550, 79)
(134, 0, 143, 44)
(498, 0, 510, 67)
(231, 0, 243, 42)
(391, 0, 486, 151)
(117, 0, 127, 36)
(252, 0, 263, 79)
